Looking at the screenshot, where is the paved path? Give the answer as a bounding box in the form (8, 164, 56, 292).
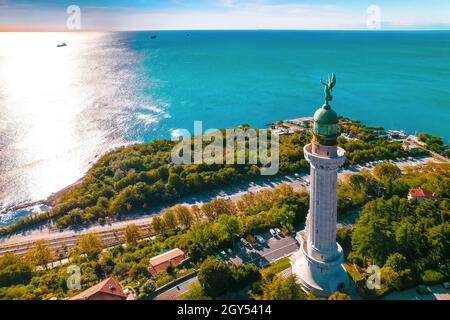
(153, 276, 199, 300)
(0, 156, 441, 256)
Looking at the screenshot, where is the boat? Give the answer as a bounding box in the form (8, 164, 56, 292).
(57, 43, 67, 48)
(150, 35, 157, 39)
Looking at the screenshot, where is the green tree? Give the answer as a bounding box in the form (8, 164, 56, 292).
(0, 253, 33, 287)
(201, 198, 236, 222)
(76, 232, 103, 259)
(151, 216, 165, 234)
(181, 282, 212, 300)
(384, 253, 408, 272)
(168, 173, 184, 193)
(123, 224, 142, 245)
(129, 263, 151, 282)
(197, 256, 233, 297)
(174, 205, 194, 229)
(25, 239, 55, 270)
(328, 291, 351, 300)
(262, 275, 306, 300)
(162, 208, 178, 230)
(373, 162, 401, 181)
(381, 266, 402, 290)
(140, 279, 157, 295)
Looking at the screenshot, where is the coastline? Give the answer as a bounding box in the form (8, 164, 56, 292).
(0, 175, 85, 224)
(0, 142, 135, 226)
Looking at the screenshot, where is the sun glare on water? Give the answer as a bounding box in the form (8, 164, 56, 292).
(0, 32, 135, 210)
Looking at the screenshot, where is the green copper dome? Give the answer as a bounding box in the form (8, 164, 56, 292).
(313, 104, 338, 124)
(313, 104, 340, 146)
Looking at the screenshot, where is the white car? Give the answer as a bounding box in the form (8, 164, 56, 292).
(256, 235, 265, 244)
(227, 248, 233, 255)
(269, 229, 277, 237)
(275, 228, 282, 235)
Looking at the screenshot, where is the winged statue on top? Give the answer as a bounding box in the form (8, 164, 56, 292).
(320, 73, 337, 104)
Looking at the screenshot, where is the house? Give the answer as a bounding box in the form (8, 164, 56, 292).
(148, 248, 186, 276)
(408, 188, 436, 203)
(69, 277, 127, 300)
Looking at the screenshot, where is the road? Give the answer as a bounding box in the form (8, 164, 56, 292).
(0, 156, 442, 256)
(153, 275, 199, 300)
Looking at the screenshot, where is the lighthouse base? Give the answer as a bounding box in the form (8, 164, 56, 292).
(290, 232, 349, 297)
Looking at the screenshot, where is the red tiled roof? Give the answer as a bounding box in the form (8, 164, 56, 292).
(149, 248, 185, 267)
(69, 277, 127, 300)
(409, 188, 436, 199)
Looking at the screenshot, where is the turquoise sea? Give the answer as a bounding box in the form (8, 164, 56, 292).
(0, 30, 449, 224)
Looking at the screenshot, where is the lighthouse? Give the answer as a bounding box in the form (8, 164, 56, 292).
(290, 74, 349, 297)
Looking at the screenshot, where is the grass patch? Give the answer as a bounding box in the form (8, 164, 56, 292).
(260, 257, 290, 277)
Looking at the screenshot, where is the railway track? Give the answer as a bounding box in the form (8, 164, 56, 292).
(0, 222, 152, 257)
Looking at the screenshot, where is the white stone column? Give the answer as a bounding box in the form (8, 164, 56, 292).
(290, 143, 348, 297)
(305, 147, 344, 261)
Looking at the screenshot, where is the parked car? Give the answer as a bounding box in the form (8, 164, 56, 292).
(220, 250, 227, 258)
(275, 228, 282, 236)
(269, 229, 277, 237)
(227, 248, 233, 255)
(256, 235, 265, 244)
(240, 238, 250, 247)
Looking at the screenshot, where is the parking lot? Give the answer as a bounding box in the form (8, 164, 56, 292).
(217, 231, 299, 268)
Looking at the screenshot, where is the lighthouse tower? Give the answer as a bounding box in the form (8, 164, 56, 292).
(290, 74, 349, 297)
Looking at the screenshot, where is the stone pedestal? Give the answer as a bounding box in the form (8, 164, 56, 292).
(290, 143, 349, 297)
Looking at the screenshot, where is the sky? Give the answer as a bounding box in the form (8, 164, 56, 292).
(1, 0, 450, 31)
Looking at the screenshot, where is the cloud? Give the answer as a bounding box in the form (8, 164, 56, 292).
(1, 0, 450, 31)
(74, 2, 358, 31)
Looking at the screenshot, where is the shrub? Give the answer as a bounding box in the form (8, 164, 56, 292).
(420, 270, 446, 284)
(140, 279, 156, 295)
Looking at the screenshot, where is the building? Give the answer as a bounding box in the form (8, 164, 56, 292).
(290, 75, 349, 297)
(148, 248, 186, 276)
(69, 277, 127, 300)
(402, 142, 420, 153)
(408, 188, 436, 203)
